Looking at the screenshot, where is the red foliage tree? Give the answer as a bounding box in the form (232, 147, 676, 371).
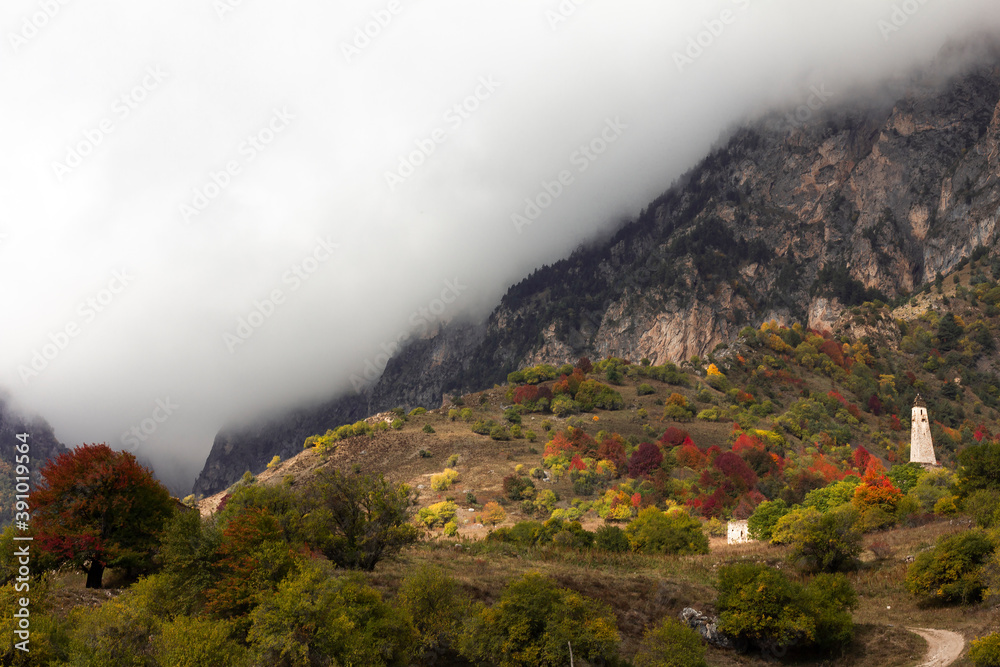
(676, 443, 706, 469)
(569, 455, 587, 472)
(808, 453, 846, 483)
(852, 446, 873, 472)
(704, 445, 723, 464)
(544, 432, 575, 457)
(700, 487, 729, 518)
(713, 451, 757, 493)
(867, 394, 883, 416)
(596, 434, 627, 475)
(731, 433, 764, 454)
(30, 443, 176, 588)
(513, 385, 539, 405)
(889, 414, 903, 431)
(568, 427, 598, 457)
(553, 370, 585, 398)
(575, 357, 593, 374)
(628, 442, 663, 478)
(659, 427, 691, 449)
(827, 390, 849, 407)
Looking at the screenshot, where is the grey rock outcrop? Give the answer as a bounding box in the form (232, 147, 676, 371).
(680, 607, 734, 649)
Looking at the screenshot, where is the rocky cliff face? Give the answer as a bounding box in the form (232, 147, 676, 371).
(194, 41, 1000, 496)
(0, 394, 70, 525)
(446, 43, 1000, 380)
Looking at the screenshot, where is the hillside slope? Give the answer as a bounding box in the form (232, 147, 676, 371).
(194, 40, 1000, 496)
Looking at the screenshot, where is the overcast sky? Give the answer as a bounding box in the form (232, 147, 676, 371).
(2, 0, 998, 493)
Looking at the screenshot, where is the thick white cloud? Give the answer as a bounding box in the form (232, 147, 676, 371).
(1, 0, 997, 492)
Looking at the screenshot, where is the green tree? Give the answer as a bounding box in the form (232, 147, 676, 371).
(717, 563, 856, 654)
(0, 578, 66, 666)
(969, 633, 1000, 667)
(906, 529, 996, 605)
(965, 489, 1000, 528)
(458, 572, 619, 667)
(66, 578, 162, 666)
(958, 441, 1000, 497)
(594, 524, 630, 553)
(153, 616, 249, 667)
(802, 477, 860, 513)
(787, 506, 863, 573)
(156, 510, 224, 616)
(770, 506, 821, 545)
(625, 507, 709, 555)
(398, 565, 469, 653)
(633, 618, 707, 667)
(299, 470, 420, 571)
(887, 462, 927, 494)
(936, 313, 964, 351)
(747, 499, 790, 541)
(29, 443, 176, 588)
(247, 560, 417, 667)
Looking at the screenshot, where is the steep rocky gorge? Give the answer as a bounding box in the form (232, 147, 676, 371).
(193, 43, 1000, 496)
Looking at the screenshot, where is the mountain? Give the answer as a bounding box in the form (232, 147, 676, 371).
(0, 393, 70, 526)
(193, 40, 1000, 497)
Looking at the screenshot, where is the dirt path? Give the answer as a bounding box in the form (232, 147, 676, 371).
(908, 628, 965, 667)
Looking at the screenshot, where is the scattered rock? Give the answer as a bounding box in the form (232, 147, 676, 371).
(680, 607, 734, 649)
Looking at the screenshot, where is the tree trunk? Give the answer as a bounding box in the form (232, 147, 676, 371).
(85, 562, 104, 589)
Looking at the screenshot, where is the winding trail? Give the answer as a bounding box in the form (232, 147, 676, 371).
(908, 628, 965, 667)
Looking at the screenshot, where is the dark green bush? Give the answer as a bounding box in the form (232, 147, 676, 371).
(299, 470, 420, 571)
(248, 561, 416, 666)
(458, 573, 619, 667)
(633, 618, 707, 667)
(906, 529, 996, 604)
(970, 633, 1000, 667)
(153, 616, 248, 667)
(594, 525, 630, 553)
(966, 489, 1000, 528)
(747, 499, 790, 541)
(625, 507, 708, 555)
(503, 475, 535, 501)
(787, 506, 863, 573)
(717, 563, 856, 654)
(958, 441, 1000, 497)
(398, 565, 469, 653)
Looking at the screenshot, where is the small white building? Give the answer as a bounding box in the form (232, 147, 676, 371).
(727, 520, 751, 545)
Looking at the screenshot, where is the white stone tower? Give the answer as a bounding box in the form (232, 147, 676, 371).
(910, 394, 937, 465)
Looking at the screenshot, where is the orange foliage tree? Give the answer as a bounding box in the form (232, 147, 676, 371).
(852, 467, 903, 515)
(204, 506, 299, 628)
